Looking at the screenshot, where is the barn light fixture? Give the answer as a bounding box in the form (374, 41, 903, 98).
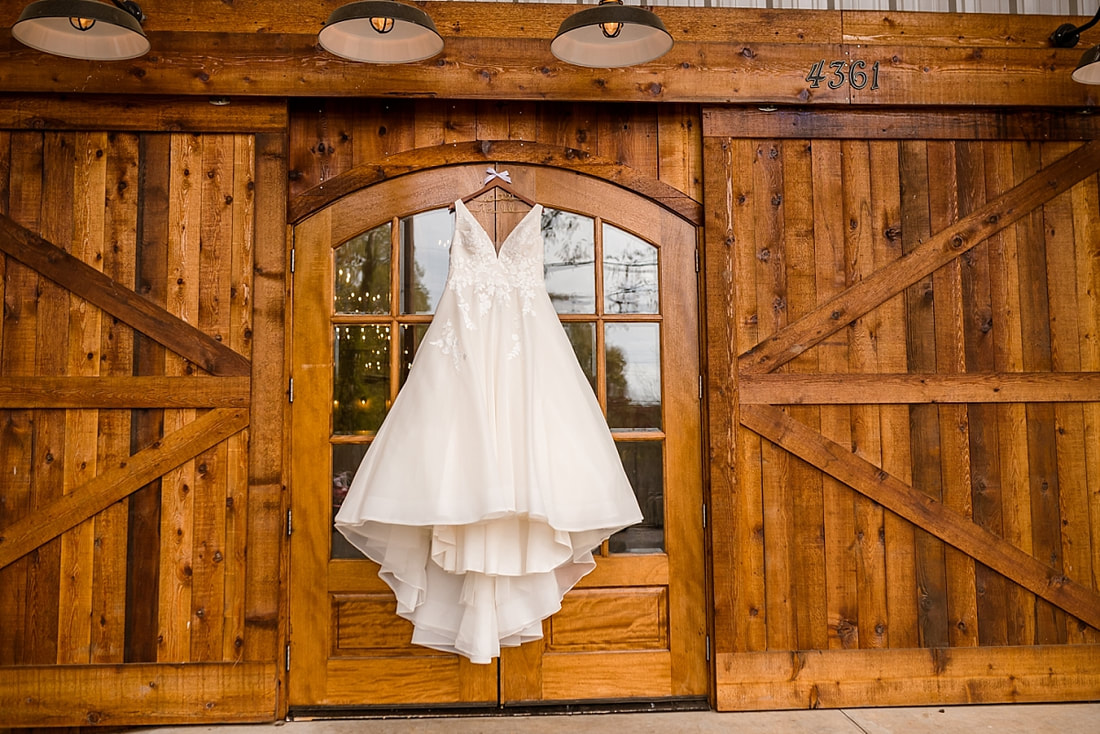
(1049, 4, 1100, 85)
(12, 0, 149, 60)
(318, 1, 443, 64)
(551, 0, 672, 68)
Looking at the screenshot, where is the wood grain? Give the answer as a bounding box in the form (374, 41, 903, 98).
(740, 404, 1100, 633)
(0, 376, 251, 408)
(716, 645, 1100, 711)
(0, 213, 251, 377)
(739, 372, 1100, 405)
(0, 408, 249, 570)
(739, 139, 1100, 376)
(0, 661, 276, 726)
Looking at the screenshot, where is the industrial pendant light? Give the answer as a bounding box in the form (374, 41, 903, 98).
(551, 0, 672, 68)
(319, 0, 443, 64)
(12, 0, 148, 60)
(1049, 3, 1100, 85)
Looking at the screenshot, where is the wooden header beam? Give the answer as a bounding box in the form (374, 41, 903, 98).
(0, 4, 1095, 107)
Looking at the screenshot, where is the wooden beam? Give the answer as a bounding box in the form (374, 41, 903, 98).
(716, 645, 1100, 710)
(739, 372, 1100, 405)
(0, 213, 251, 377)
(740, 404, 1100, 632)
(0, 662, 276, 726)
(0, 376, 251, 408)
(738, 139, 1100, 375)
(0, 95, 288, 133)
(0, 408, 249, 569)
(288, 141, 703, 225)
(703, 107, 1100, 141)
(0, 6, 1093, 107)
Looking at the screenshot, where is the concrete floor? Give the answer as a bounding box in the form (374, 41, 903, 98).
(145, 703, 1100, 734)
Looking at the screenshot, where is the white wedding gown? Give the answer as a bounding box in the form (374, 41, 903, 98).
(334, 199, 642, 663)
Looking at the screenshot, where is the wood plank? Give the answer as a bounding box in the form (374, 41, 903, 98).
(1043, 143, 1092, 646)
(957, 140, 1008, 648)
(869, 138, 917, 650)
(1, 30, 1092, 108)
(739, 372, 1100, 405)
(781, 134, 828, 651)
(810, 138, 857, 651)
(716, 645, 1100, 711)
(125, 131, 171, 664)
(740, 404, 1100, 633)
(843, 139, 888, 650)
(702, 136, 740, 663)
(223, 134, 256, 662)
(1016, 142, 1067, 645)
(0, 213, 250, 377)
(0, 131, 40, 667)
(1072, 167, 1100, 646)
(739, 139, 1100, 376)
(29, 130, 72, 665)
(0, 408, 249, 570)
(0, 661, 277, 726)
(702, 107, 1100, 142)
(926, 140, 977, 650)
(0, 95, 288, 133)
(288, 140, 702, 226)
(158, 131, 203, 662)
(57, 130, 110, 664)
(243, 132, 287, 667)
(983, 139, 1035, 646)
(0, 376, 251, 408)
(752, 138, 795, 652)
(897, 138, 949, 650)
(92, 131, 138, 664)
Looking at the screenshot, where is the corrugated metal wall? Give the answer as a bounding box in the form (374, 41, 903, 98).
(494, 0, 1088, 15)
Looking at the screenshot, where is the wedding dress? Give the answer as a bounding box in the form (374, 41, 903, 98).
(334, 198, 642, 663)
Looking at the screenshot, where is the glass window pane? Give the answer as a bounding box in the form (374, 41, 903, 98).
(335, 222, 391, 314)
(605, 323, 661, 431)
(332, 443, 368, 559)
(562, 321, 597, 393)
(610, 442, 664, 554)
(399, 324, 430, 388)
(333, 324, 391, 435)
(543, 208, 595, 314)
(603, 224, 658, 314)
(400, 208, 453, 314)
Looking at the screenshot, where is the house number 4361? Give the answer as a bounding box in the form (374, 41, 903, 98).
(806, 60, 881, 90)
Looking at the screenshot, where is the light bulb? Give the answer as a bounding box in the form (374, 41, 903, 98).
(370, 16, 394, 34)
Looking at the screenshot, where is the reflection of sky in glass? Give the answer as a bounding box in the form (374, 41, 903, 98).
(542, 208, 595, 314)
(604, 225, 658, 314)
(400, 209, 454, 314)
(334, 223, 390, 314)
(606, 323, 661, 406)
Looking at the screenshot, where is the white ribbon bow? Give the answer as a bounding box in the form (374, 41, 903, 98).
(483, 167, 512, 185)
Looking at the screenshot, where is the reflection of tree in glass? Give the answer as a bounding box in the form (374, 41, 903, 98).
(542, 208, 595, 312)
(604, 230, 658, 314)
(333, 325, 390, 434)
(334, 224, 390, 314)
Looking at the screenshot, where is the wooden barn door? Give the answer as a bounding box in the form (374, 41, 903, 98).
(0, 119, 287, 726)
(288, 164, 706, 710)
(703, 108, 1100, 709)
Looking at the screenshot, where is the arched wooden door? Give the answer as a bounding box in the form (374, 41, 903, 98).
(288, 164, 706, 711)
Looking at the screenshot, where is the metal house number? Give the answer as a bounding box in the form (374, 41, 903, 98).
(805, 59, 881, 90)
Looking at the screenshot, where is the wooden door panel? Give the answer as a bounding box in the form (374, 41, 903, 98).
(289, 164, 706, 709)
(703, 109, 1100, 709)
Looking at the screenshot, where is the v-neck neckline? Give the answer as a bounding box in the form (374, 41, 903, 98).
(454, 199, 542, 259)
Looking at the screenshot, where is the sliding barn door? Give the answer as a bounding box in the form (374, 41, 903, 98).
(288, 164, 706, 710)
(703, 108, 1100, 709)
(0, 124, 287, 725)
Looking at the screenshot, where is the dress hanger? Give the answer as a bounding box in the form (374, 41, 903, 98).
(453, 167, 536, 210)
